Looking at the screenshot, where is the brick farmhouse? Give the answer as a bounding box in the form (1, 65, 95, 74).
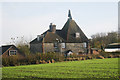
(30, 10, 89, 54)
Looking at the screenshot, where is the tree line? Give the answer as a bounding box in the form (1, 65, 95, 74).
(90, 31, 119, 49)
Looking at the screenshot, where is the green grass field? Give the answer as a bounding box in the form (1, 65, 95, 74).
(2, 58, 119, 79)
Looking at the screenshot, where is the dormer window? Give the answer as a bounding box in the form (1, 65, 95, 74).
(75, 32, 80, 38)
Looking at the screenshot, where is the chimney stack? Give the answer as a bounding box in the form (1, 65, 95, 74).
(37, 35, 44, 41)
(49, 23, 56, 33)
(37, 35, 41, 41)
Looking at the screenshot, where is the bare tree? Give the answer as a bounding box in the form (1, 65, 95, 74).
(91, 31, 118, 48)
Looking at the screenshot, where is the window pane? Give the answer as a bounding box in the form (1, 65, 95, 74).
(76, 32, 80, 38)
(9, 50, 17, 55)
(61, 43, 65, 48)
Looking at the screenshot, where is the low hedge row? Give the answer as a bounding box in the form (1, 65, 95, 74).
(2, 52, 119, 66)
(2, 52, 65, 66)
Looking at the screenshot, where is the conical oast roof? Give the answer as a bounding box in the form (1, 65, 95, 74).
(61, 18, 88, 43)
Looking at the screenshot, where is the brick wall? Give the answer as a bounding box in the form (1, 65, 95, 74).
(65, 43, 87, 53)
(43, 43, 54, 53)
(30, 43, 43, 53)
(30, 42, 88, 54)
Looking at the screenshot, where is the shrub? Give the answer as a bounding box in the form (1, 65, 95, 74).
(2, 56, 9, 66)
(26, 54, 37, 64)
(100, 51, 110, 58)
(9, 56, 18, 66)
(17, 45, 30, 56)
(2, 52, 66, 66)
(2, 56, 20, 66)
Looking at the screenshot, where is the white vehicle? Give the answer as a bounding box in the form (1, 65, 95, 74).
(105, 43, 120, 52)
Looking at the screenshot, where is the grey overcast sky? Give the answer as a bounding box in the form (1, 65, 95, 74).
(0, 2, 118, 45)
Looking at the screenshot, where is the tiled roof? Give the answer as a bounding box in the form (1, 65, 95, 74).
(30, 30, 65, 44)
(61, 19, 88, 43)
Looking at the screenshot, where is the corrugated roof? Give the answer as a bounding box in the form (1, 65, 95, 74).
(109, 43, 120, 46)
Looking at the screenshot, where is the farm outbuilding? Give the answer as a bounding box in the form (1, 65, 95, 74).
(1, 45, 23, 56)
(105, 43, 120, 52)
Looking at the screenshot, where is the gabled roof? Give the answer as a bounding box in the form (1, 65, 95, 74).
(30, 30, 65, 44)
(44, 32, 65, 43)
(1, 45, 18, 54)
(30, 30, 49, 44)
(61, 19, 88, 43)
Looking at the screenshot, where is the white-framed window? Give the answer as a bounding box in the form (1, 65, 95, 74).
(75, 32, 80, 38)
(61, 43, 66, 48)
(9, 50, 17, 56)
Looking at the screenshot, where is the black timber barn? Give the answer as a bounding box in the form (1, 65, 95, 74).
(30, 10, 89, 54)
